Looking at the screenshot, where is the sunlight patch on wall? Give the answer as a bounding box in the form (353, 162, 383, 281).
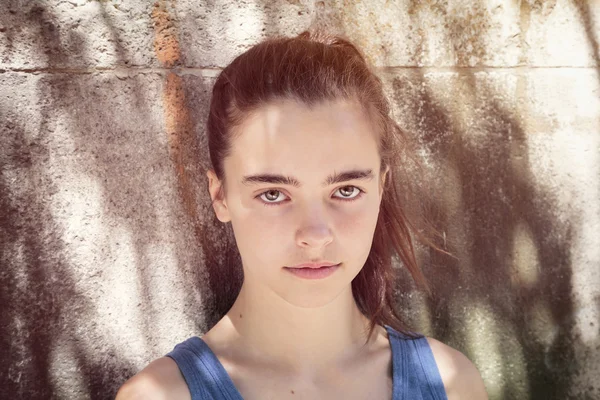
(524, 70, 600, 345)
(528, 299, 558, 349)
(451, 299, 529, 400)
(510, 222, 540, 288)
(141, 241, 197, 349)
(225, 1, 263, 48)
(48, 171, 148, 362)
(49, 333, 88, 400)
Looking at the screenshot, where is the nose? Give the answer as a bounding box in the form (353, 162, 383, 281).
(297, 225, 334, 248)
(295, 204, 334, 249)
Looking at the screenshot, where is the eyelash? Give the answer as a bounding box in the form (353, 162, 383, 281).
(256, 186, 366, 208)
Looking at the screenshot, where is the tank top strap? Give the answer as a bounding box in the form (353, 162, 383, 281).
(384, 325, 448, 400)
(166, 336, 243, 400)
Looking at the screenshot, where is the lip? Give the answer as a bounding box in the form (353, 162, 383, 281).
(287, 261, 339, 269)
(284, 263, 341, 279)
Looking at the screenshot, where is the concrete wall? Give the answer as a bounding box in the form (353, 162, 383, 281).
(1, 0, 598, 399)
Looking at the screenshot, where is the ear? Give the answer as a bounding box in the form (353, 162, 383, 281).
(379, 165, 390, 199)
(207, 169, 232, 223)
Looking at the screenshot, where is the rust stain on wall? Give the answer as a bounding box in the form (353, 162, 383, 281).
(163, 73, 199, 221)
(151, 0, 181, 68)
(447, 4, 491, 66)
(151, 0, 199, 222)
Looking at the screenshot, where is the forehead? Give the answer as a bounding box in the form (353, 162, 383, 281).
(226, 98, 381, 182)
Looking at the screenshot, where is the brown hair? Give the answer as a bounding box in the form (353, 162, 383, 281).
(200, 28, 448, 343)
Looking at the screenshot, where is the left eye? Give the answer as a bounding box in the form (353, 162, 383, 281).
(257, 186, 365, 207)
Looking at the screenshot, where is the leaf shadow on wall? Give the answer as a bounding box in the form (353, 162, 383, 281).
(392, 2, 580, 399)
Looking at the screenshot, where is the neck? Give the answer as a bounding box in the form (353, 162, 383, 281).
(217, 278, 378, 379)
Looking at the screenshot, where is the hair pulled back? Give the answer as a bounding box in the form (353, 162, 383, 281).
(202, 28, 446, 341)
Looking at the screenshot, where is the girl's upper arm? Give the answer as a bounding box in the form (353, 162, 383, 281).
(115, 357, 191, 400)
(426, 337, 489, 400)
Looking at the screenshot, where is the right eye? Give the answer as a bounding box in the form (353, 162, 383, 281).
(257, 190, 289, 207)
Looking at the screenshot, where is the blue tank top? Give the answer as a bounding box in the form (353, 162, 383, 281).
(166, 325, 448, 400)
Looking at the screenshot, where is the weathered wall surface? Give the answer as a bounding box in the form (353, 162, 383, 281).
(1, 1, 598, 399)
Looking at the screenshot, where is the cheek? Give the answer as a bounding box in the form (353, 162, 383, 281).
(335, 201, 380, 242)
(229, 204, 288, 255)
(333, 204, 380, 271)
(336, 209, 370, 232)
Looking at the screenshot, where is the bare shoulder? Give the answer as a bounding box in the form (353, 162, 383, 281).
(425, 337, 488, 400)
(115, 357, 191, 400)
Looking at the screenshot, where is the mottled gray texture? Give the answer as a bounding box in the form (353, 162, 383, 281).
(1, 1, 599, 399)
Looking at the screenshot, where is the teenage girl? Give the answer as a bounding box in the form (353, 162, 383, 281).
(116, 29, 488, 400)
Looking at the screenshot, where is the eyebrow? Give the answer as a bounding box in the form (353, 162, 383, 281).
(241, 169, 374, 188)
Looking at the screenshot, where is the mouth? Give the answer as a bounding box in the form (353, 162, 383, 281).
(286, 262, 340, 269)
(290, 264, 339, 269)
(284, 263, 341, 279)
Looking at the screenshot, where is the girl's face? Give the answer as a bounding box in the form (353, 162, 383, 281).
(208, 98, 388, 308)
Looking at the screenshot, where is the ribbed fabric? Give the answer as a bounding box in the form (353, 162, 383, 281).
(166, 336, 242, 400)
(166, 325, 448, 400)
(386, 326, 448, 400)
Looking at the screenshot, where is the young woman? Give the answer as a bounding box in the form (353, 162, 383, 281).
(116, 29, 488, 400)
